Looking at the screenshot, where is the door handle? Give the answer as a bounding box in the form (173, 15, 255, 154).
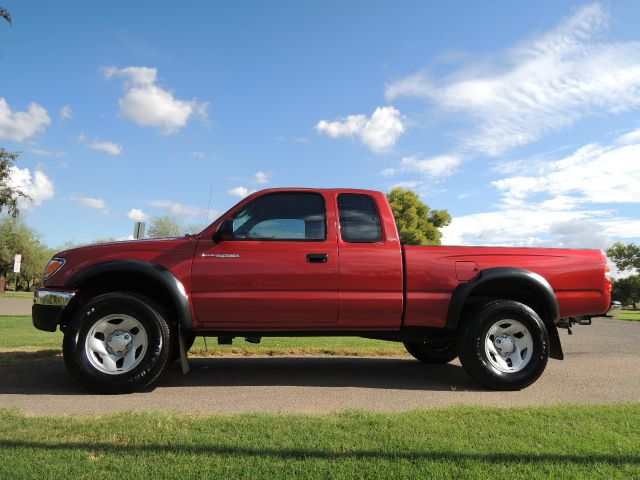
(307, 253, 328, 263)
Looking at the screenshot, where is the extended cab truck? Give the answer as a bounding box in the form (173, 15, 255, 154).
(33, 188, 613, 394)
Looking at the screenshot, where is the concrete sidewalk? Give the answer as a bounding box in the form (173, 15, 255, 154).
(0, 297, 32, 316)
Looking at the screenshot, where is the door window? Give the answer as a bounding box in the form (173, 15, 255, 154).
(231, 192, 326, 241)
(337, 194, 382, 243)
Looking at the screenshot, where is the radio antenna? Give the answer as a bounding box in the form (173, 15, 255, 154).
(205, 185, 213, 223)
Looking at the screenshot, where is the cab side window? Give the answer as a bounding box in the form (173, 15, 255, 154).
(337, 194, 382, 243)
(232, 193, 326, 241)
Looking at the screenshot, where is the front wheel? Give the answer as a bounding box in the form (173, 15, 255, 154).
(457, 300, 549, 390)
(63, 292, 173, 394)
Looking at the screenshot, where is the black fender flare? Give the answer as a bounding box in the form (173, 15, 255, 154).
(66, 260, 193, 329)
(446, 267, 563, 360)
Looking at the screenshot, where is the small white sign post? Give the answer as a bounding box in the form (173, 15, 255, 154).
(13, 253, 21, 291)
(13, 254, 21, 273)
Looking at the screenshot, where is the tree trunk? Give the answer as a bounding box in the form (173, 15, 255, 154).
(0, 270, 5, 296)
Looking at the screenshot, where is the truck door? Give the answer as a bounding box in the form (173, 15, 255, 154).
(192, 191, 339, 328)
(335, 192, 404, 328)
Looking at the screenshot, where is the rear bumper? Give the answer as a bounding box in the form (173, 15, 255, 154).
(32, 289, 76, 332)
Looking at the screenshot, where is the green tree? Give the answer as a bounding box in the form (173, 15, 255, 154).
(0, 216, 51, 293)
(611, 275, 640, 309)
(147, 215, 184, 238)
(607, 242, 640, 273)
(386, 188, 452, 245)
(146, 215, 203, 238)
(0, 6, 11, 25)
(1, 149, 29, 218)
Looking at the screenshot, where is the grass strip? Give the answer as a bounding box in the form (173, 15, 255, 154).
(0, 404, 638, 479)
(0, 291, 33, 299)
(617, 310, 640, 321)
(2, 310, 637, 355)
(0, 315, 407, 356)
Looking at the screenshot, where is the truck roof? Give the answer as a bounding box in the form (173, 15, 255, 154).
(248, 187, 384, 195)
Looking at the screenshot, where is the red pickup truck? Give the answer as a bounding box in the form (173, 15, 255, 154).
(33, 188, 612, 394)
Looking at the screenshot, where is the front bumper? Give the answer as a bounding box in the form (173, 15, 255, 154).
(32, 289, 76, 332)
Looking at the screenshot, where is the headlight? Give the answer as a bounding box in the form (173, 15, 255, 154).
(44, 258, 66, 280)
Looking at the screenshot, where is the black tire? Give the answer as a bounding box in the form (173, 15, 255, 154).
(63, 292, 173, 394)
(403, 340, 458, 364)
(170, 333, 196, 362)
(457, 300, 549, 391)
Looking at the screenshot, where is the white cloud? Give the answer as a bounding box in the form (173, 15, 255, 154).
(7, 167, 54, 210)
(59, 105, 72, 120)
(147, 200, 213, 219)
(191, 151, 206, 158)
(104, 66, 209, 135)
(315, 106, 405, 153)
(228, 186, 251, 198)
(89, 141, 122, 156)
(491, 143, 640, 206)
(442, 137, 640, 247)
(386, 3, 640, 156)
(254, 171, 270, 185)
(127, 208, 150, 222)
(31, 148, 66, 158)
(616, 128, 640, 145)
(70, 196, 110, 214)
(383, 155, 462, 179)
(390, 180, 420, 189)
(441, 208, 617, 249)
(0, 98, 51, 141)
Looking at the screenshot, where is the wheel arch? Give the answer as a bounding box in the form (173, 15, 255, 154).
(60, 260, 193, 330)
(447, 267, 563, 360)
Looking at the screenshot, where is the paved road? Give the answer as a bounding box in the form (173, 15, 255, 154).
(0, 297, 32, 316)
(0, 318, 638, 416)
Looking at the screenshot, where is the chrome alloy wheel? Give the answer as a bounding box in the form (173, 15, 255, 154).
(84, 314, 150, 375)
(484, 319, 533, 373)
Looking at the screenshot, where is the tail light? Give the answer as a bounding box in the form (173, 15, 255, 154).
(604, 256, 612, 294)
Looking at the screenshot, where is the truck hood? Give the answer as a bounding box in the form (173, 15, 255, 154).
(46, 236, 199, 288)
(54, 236, 189, 258)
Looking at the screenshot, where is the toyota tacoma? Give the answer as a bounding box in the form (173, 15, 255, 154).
(33, 188, 613, 393)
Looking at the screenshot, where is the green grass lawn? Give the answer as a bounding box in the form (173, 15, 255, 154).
(618, 310, 640, 321)
(0, 315, 63, 351)
(0, 315, 407, 356)
(0, 291, 33, 299)
(0, 404, 637, 479)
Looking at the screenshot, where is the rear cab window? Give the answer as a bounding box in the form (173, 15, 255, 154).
(337, 193, 383, 243)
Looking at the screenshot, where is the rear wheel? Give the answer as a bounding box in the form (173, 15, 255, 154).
(457, 300, 549, 390)
(403, 340, 458, 364)
(63, 292, 173, 394)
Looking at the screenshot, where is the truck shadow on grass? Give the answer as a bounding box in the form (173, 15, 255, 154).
(0, 352, 481, 395)
(0, 439, 638, 467)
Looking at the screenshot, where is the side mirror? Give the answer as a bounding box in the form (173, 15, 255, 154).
(212, 218, 235, 242)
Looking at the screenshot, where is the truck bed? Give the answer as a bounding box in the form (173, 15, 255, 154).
(403, 245, 609, 328)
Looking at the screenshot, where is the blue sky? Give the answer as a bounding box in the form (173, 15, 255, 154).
(2, 1, 640, 249)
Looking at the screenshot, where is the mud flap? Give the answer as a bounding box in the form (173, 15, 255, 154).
(547, 322, 564, 360)
(178, 325, 190, 374)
